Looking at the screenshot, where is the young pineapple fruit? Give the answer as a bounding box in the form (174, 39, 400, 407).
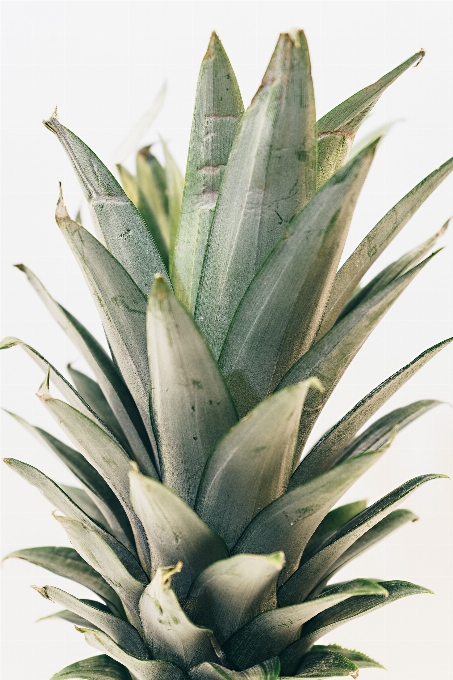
(3, 30, 452, 680)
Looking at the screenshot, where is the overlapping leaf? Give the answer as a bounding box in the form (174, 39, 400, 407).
(191, 658, 280, 680)
(195, 31, 317, 358)
(173, 31, 243, 311)
(50, 654, 130, 680)
(304, 501, 367, 556)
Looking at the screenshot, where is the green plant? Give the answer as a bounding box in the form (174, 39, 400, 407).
(2, 30, 452, 680)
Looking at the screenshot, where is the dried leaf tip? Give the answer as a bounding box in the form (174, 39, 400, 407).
(159, 562, 183, 587)
(36, 368, 51, 401)
(414, 49, 426, 67)
(31, 586, 49, 599)
(204, 31, 221, 60)
(437, 216, 452, 238)
(13, 263, 26, 272)
(55, 183, 71, 222)
(42, 106, 59, 132)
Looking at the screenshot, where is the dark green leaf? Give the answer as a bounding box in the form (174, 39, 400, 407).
(35, 585, 149, 658)
(280, 580, 431, 673)
(279, 254, 437, 456)
(196, 379, 321, 548)
(147, 277, 237, 507)
(316, 50, 424, 189)
(304, 501, 367, 556)
(50, 654, 131, 680)
(56, 516, 147, 633)
(291, 339, 452, 486)
(79, 628, 186, 680)
(139, 564, 217, 668)
(318, 156, 453, 336)
(60, 485, 109, 528)
(2, 546, 122, 611)
(219, 142, 377, 416)
(278, 475, 445, 606)
(224, 580, 386, 670)
(172, 31, 243, 311)
(233, 448, 388, 583)
(195, 32, 317, 358)
(292, 649, 359, 677)
(55, 193, 158, 466)
(43, 113, 169, 295)
(311, 645, 384, 670)
(129, 468, 228, 599)
(190, 658, 280, 680)
(185, 553, 285, 643)
(15, 264, 153, 473)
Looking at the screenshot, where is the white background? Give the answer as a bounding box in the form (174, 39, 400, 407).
(1, 2, 452, 679)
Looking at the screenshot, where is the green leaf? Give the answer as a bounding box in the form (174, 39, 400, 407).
(278, 474, 445, 606)
(35, 585, 149, 658)
(280, 580, 431, 673)
(291, 649, 359, 677)
(316, 50, 424, 189)
(39, 607, 97, 629)
(278, 254, 438, 456)
(317, 156, 453, 337)
(196, 380, 321, 548)
(195, 31, 317, 358)
(162, 139, 184, 264)
(59, 485, 110, 529)
(50, 654, 131, 680)
(4, 458, 137, 566)
(172, 31, 243, 311)
(56, 516, 147, 633)
(15, 264, 154, 474)
(185, 553, 285, 643)
(116, 163, 169, 268)
(147, 276, 237, 507)
(304, 501, 367, 556)
(43, 113, 169, 296)
(310, 509, 418, 596)
(219, 142, 378, 415)
(55, 194, 158, 462)
(233, 448, 388, 583)
(129, 468, 228, 599)
(3, 546, 122, 612)
(112, 82, 166, 165)
(337, 219, 450, 320)
(79, 628, 186, 680)
(139, 564, 217, 668)
(190, 658, 280, 680)
(337, 400, 441, 463)
(311, 645, 384, 670)
(291, 339, 452, 486)
(38, 382, 151, 575)
(224, 580, 386, 670)
(136, 146, 169, 250)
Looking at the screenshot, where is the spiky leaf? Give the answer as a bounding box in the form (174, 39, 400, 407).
(50, 654, 130, 680)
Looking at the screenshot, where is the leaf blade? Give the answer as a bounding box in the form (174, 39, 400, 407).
(50, 654, 131, 680)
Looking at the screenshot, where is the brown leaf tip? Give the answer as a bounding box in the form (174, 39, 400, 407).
(414, 49, 426, 67)
(204, 31, 221, 61)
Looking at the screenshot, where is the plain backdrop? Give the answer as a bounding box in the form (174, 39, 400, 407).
(1, 2, 452, 679)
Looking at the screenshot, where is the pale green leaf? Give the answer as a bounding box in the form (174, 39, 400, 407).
(291, 339, 452, 486)
(280, 580, 431, 673)
(233, 448, 388, 583)
(304, 501, 367, 556)
(36, 585, 149, 658)
(15, 264, 153, 473)
(129, 468, 228, 599)
(195, 32, 317, 358)
(50, 654, 130, 680)
(292, 649, 359, 677)
(60, 485, 110, 529)
(317, 156, 453, 337)
(312, 645, 384, 670)
(80, 628, 186, 680)
(196, 380, 321, 548)
(147, 277, 237, 507)
(3, 546, 122, 612)
(278, 254, 437, 456)
(56, 516, 146, 633)
(190, 658, 280, 680)
(38, 383, 151, 574)
(55, 195, 158, 461)
(219, 142, 378, 415)
(139, 564, 217, 669)
(338, 219, 449, 319)
(224, 580, 386, 670)
(172, 31, 243, 311)
(185, 553, 285, 643)
(112, 82, 166, 165)
(44, 114, 168, 296)
(162, 139, 184, 264)
(39, 607, 97, 629)
(278, 475, 445, 606)
(136, 146, 169, 251)
(316, 50, 424, 189)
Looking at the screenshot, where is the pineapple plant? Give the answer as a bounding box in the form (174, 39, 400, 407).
(2, 29, 452, 679)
